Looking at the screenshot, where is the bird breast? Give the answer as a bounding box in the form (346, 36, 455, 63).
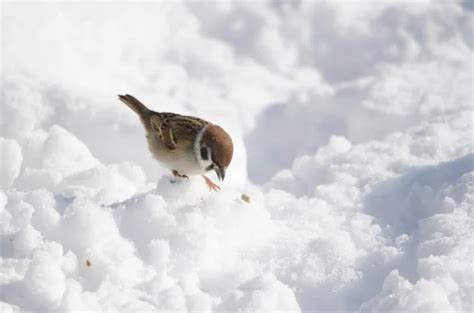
(146, 132, 203, 176)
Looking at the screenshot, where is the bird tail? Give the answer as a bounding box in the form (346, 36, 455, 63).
(118, 94, 150, 117)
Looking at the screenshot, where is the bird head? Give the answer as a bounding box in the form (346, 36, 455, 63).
(195, 125, 233, 181)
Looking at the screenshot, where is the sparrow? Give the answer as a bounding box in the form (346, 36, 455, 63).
(119, 94, 233, 191)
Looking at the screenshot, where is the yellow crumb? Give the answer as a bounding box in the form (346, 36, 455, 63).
(241, 194, 250, 203)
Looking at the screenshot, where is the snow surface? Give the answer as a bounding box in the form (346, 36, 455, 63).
(1, 1, 473, 312)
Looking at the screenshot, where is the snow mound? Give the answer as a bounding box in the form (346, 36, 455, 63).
(1, 150, 472, 311)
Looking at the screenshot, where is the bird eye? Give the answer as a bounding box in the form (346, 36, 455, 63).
(200, 146, 209, 160)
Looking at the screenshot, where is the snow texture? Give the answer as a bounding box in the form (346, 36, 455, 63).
(1, 1, 473, 312)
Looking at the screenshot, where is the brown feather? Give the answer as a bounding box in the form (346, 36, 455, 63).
(120, 94, 233, 177)
(200, 125, 233, 167)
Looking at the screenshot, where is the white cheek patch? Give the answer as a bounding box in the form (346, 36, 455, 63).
(199, 151, 213, 169)
(194, 126, 213, 169)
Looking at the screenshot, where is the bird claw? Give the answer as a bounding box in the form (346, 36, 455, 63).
(171, 170, 189, 184)
(202, 175, 221, 192)
(169, 171, 220, 191)
(172, 170, 189, 179)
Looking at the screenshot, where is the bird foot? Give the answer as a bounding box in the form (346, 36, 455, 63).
(170, 170, 189, 184)
(202, 175, 221, 192)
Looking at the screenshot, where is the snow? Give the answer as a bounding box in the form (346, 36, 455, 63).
(0, 139, 22, 189)
(1, 1, 473, 312)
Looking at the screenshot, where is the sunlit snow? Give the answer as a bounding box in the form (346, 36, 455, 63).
(1, 1, 473, 312)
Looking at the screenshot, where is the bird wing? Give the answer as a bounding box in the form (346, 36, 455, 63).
(150, 113, 209, 150)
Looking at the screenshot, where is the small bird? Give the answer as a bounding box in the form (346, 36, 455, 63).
(119, 94, 233, 191)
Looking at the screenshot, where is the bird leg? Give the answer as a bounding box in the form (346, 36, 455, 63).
(202, 175, 221, 191)
(170, 170, 189, 183)
(172, 170, 189, 179)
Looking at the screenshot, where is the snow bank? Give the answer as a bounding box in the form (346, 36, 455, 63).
(1, 1, 472, 312)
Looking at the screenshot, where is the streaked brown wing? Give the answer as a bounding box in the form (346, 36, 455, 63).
(166, 114, 209, 142)
(150, 113, 209, 150)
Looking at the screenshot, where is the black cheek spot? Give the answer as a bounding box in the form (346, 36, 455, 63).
(200, 147, 209, 160)
(206, 164, 214, 171)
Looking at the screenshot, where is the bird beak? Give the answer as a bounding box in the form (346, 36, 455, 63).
(215, 166, 226, 181)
